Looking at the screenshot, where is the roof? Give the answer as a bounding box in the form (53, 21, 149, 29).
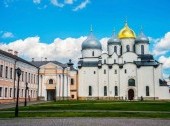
(138, 54, 154, 61)
(0, 49, 37, 68)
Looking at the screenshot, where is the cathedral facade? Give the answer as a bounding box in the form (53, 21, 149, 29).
(78, 23, 170, 100)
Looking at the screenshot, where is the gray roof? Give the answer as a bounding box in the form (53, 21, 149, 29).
(0, 49, 37, 68)
(31, 61, 77, 71)
(78, 61, 100, 67)
(134, 61, 159, 66)
(135, 31, 149, 43)
(82, 32, 102, 50)
(108, 31, 120, 45)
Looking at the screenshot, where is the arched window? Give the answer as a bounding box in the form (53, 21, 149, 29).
(104, 86, 107, 96)
(89, 86, 92, 96)
(126, 45, 130, 52)
(141, 45, 144, 54)
(92, 51, 94, 56)
(104, 60, 106, 64)
(114, 59, 116, 63)
(115, 86, 118, 96)
(146, 86, 149, 96)
(114, 46, 117, 53)
(49, 79, 53, 84)
(104, 69, 106, 74)
(128, 79, 135, 86)
(71, 78, 74, 85)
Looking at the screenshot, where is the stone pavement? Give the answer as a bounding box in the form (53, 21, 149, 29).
(0, 118, 170, 126)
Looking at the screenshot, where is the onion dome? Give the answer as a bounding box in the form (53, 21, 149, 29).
(118, 22, 136, 39)
(135, 30, 149, 43)
(82, 27, 102, 50)
(108, 30, 120, 45)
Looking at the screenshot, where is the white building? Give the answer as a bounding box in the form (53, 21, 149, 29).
(78, 23, 170, 100)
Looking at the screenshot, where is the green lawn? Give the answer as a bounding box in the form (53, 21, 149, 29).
(1, 100, 170, 118)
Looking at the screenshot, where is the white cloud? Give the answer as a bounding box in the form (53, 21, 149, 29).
(1, 32, 14, 38)
(64, 0, 74, 4)
(50, 0, 64, 7)
(158, 56, 170, 69)
(153, 32, 170, 56)
(73, 0, 90, 11)
(33, 0, 41, 4)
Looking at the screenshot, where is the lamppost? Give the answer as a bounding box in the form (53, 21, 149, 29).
(24, 82, 29, 106)
(15, 67, 21, 117)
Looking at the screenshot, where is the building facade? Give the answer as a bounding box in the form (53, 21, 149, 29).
(0, 49, 38, 103)
(31, 59, 78, 101)
(78, 23, 170, 100)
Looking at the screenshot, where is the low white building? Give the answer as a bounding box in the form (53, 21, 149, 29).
(78, 23, 170, 100)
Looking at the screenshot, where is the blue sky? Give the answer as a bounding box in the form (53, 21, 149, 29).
(0, 0, 170, 78)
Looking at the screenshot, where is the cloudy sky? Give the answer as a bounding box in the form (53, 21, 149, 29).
(0, 0, 170, 78)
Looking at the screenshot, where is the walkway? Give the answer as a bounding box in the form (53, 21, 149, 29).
(0, 118, 170, 126)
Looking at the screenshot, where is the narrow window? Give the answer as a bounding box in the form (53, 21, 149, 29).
(104, 86, 107, 96)
(71, 95, 74, 98)
(146, 86, 149, 96)
(92, 51, 94, 56)
(22, 72, 24, 81)
(104, 60, 106, 64)
(49, 79, 53, 84)
(89, 86, 92, 96)
(115, 70, 117, 74)
(25, 72, 27, 82)
(125, 69, 127, 73)
(104, 69, 106, 74)
(71, 78, 74, 85)
(10, 68, 12, 79)
(126, 45, 130, 52)
(5, 66, 8, 78)
(0, 87, 2, 97)
(94, 71, 96, 74)
(141, 45, 144, 54)
(114, 46, 117, 53)
(114, 59, 116, 63)
(0, 65, 3, 77)
(10, 88, 12, 97)
(5, 88, 7, 97)
(115, 86, 118, 96)
(28, 73, 30, 83)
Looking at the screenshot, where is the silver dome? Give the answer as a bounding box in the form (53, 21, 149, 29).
(108, 31, 120, 45)
(82, 32, 102, 50)
(135, 31, 149, 43)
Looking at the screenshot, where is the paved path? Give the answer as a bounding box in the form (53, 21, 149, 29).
(0, 101, 47, 110)
(0, 118, 170, 126)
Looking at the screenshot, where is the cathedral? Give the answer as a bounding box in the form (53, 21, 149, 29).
(78, 22, 170, 100)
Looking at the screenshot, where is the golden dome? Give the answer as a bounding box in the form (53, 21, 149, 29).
(118, 23, 136, 39)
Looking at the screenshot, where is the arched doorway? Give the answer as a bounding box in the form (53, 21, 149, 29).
(128, 89, 134, 100)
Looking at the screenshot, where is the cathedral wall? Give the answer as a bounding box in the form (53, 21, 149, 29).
(121, 52, 138, 63)
(135, 43, 149, 55)
(121, 38, 135, 53)
(108, 53, 119, 64)
(82, 49, 102, 58)
(108, 45, 121, 55)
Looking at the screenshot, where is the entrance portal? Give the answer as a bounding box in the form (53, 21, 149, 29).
(47, 89, 56, 101)
(128, 89, 134, 100)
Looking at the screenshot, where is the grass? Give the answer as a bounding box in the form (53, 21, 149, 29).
(1, 100, 170, 118)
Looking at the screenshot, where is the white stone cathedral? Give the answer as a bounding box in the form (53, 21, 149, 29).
(78, 23, 170, 100)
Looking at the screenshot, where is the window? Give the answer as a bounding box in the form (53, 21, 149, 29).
(0, 87, 2, 97)
(146, 86, 149, 96)
(125, 69, 127, 73)
(9, 88, 12, 97)
(92, 51, 94, 56)
(5, 88, 7, 97)
(104, 86, 107, 96)
(94, 71, 96, 74)
(49, 79, 53, 84)
(22, 72, 24, 81)
(114, 46, 117, 53)
(22, 89, 24, 97)
(71, 78, 74, 85)
(28, 73, 30, 83)
(104, 60, 106, 64)
(31, 74, 33, 83)
(141, 45, 144, 54)
(126, 45, 130, 52)
(5, 66, 8, 78)
(114, 59, 116, 63)
(115, 86, 118, 96)
(115, 70, 117, 74)
(0, 65, 3, 77)
(89, 86, 92, 96)
(71, 95, 74, 98)
(104, 69, 106, 74)
(10, 68, 12, 79)
(128, 79, 135, 86)
(25, 72, 27, 82)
